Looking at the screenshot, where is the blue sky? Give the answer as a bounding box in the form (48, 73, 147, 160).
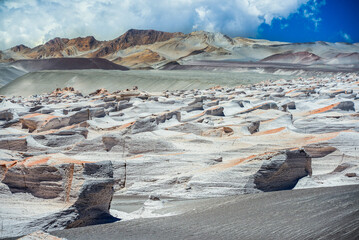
(258, 0, 359, 43)
(0, 0, 358, 50)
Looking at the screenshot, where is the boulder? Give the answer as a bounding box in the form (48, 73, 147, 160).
(0, 135, 27, 151)
(155, 110, 181, 124)
(303, 145, 337, 158)
(0, 158, 117, 236)
(20, 114, 70, 133)
(0, 109, 13, 121)
(116, 101, 133, 111)
(181, 102, 204, 112)
(131, 117, 158, 134)
(334, 101, 355, 111)
(68, 108, 106, 125)
(254, 149, 312, 191)
(238, 102, 278, 114)
(281, 101, 296, 111)
(29, 105, 44, 112)
(247, 121, 260, 134)
(205, 106, 224, 116)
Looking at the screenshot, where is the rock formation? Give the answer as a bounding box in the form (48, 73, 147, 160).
(0, 159, 116, 238)
(0, 72, 358, 237)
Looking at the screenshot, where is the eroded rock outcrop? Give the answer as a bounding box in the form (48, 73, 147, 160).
(0, 157, 116, 237)
(254, 149, 312, 191)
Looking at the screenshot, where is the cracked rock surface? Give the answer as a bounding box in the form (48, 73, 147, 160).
(1, 73, 359, 238)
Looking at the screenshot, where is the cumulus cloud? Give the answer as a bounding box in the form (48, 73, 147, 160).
(0, 0, 320, 49)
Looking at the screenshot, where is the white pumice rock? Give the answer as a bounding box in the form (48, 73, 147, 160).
(0, 77, 358, 237)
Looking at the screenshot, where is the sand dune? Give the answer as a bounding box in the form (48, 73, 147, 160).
(0, 63, 27, 87)
(52, 185, 359, 240)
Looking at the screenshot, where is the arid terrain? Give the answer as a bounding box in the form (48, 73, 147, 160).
(0, 30, 358, 239)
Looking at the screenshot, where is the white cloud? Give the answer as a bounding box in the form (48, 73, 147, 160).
(0, 0, 318, 49)
(340, 31, 353, 42)
(302, 0, 325, 30)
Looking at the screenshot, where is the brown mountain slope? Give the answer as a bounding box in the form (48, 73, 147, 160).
(113, 49, 165, 68)
(4, 29, 180, 62)
(92, 29, 182, 58)
(10, 44, 30, 52)
(3, 30, 359, 69)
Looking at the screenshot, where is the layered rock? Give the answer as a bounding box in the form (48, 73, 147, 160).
(0, 156, 116, 238)
(253, 149, 312, 191)
(0, 72, 358, 237)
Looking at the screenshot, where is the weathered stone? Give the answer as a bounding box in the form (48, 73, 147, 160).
(0, 136, 27, 151)
(247, 121, 260, 134)
(155, 110, 181, 124)
(334, 101, 355, 111)
(238, 102, 278, 114)
(303, 145, 337, 158)
(0, 109, 14, 121)
(68, 108, 106, 125)
(29, 105, 44, 112)
(181, 102, 204, 112)
(131, 117, 157, 134)
(20, 114, 70, 132)
(1, 159, 117, 235)
(205, 106, 224, 116)
(116, 101, 133, 111)
(254, 149, 312, 191)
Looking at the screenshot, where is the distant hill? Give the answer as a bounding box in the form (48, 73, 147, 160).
(9, 58, 129, 72)
(1, 29, 359, 69)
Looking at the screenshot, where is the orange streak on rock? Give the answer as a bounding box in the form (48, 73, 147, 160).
(332, 89, 345, 93)
(191, 112, 205, 119)
(307, 102, 339, 115)
(128, 154, 144, 159)
(50, 158, 93, 165)
(210, 152, 276, 171)
(260, 118, 277, 124)
(0, 160, 17, 167)
(22, 113, 43, 119)
(285, 89, 296, 95)
(254, 127, 286, 136)
(119, 121, 136, 130)
(26, 156, 51, 167)
(40, 115, 58, 127)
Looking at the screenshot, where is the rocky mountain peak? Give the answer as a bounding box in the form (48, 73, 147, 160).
(10, 44, 30, 52)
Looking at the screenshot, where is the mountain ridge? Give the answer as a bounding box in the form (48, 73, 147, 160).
(1, 29, 359, 69)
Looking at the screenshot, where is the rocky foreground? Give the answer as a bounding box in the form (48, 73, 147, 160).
(0, 73, 359, 238)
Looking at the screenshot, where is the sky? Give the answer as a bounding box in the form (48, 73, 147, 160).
(0, 0, 358, 50)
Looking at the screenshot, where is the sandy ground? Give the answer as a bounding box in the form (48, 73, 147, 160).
(0, 69, 293, 96)
(51, 185, 359, 240)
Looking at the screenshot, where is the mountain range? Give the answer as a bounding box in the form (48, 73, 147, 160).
(1, 29, 359, 69)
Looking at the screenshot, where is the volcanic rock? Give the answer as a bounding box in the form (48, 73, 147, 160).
(254, 149, 312, 191)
